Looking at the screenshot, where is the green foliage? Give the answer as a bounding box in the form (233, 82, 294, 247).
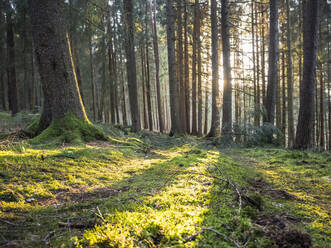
(29, 114, 107, 145)
(240, 123, 283, 146)
(0, 111, 39, 131)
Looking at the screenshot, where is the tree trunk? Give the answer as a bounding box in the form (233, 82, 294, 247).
(319, 67, 324, 149)
(184, 0, 190, 134)
(197, 3, 202, 136)
(145, 44, 153, 131)
(149, 0, 164, 133)
(221, 0, 232, 141)
(191, 0, 199, 135)
(28, 0, 88, 133)
(208, 0, 220, 137)
(0, 6, 6, 111)
(294, 0, 320, 149)
(286, 0, 294, 148)
(89, 33, 97, 121)
(5, 0, 19, 115)
(265, 0, 279, 128)
(123, 0, 141, 132)
(166, 0, 179, 135)
(177, 0, 186, 134)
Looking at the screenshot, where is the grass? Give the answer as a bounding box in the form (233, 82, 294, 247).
(0, 128, 330, 247)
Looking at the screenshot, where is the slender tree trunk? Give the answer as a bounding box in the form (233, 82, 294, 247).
(177, 0, 186, 134)
(265, 0, 279, 128)
(208, 0, 220, 137)
(184, 0, 190, 133)
(204, 49, 210, 135)
(141, 44, 148, 129)
(191, 0, 199, 135)
(166, 0, 179, 135)
(255, 4, 260, 126)
(5, 0, 18, 116)
(282, 51, 286, 146)
(319, 67, 324, 149)
(197, 3, 202, 136)
(221, 0, 232, 141)
(0, 7, 6, 111)
(123, 0, 141, 132)
(294, 0, 320, 149)
(251, 0, 257, 126)
(149, 0, 164, 133)
(89, 34, 97, 121)
(28, 0, 88, 133)
(261, 4, 266, 107)
(286, 0, 294, 148)
(145, 44, 153, 131)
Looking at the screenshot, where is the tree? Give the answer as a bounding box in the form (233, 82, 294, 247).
(294, 0, 320, 149)
(166, 0, 179, 135)
(207, 0, 220, 137)
(221, 0, 232, 141)
(28, 0, 90, 133)
(286, 0, 294, 147)
(4, 0, 18, 116)
(149, 0, 164, 133)
(265, 0, 279, 128)
(123, 0, 141, 132)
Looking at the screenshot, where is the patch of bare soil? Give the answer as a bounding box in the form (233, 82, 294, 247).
(86, 140, 112, 148)
(40, 186, 129, 207)
(255, 213, 312, 248)
(248, 177, 298, 200)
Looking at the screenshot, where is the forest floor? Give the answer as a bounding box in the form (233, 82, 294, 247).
(0, 124, 330, 247)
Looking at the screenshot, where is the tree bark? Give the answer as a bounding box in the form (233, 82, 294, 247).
(191, 0, 199, 135)
(184, 0, 190, 134)
(294, 0, 320, 149)
(221, 0, 232, 141)
(149, 0, 164, 133)
(286, 0, 294, 148)
(5, 0, 19, 115)
(123, 0, 141, 132)
(207, 0, 220, 137)
(166, 0, 179, 135)
(28, 0, 88, 133)
(265, 0, 279, 127)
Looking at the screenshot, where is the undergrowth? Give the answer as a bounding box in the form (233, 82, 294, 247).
(0, 125, 330, 247)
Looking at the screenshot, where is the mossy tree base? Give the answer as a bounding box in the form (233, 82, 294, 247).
(26, 114, 107, 145)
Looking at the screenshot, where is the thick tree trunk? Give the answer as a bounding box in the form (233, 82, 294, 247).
(208, 0, 220, 137)
(221, 0, 232, 141)
(28, 0, 88, 133)
(149, 0, 164, 133)
(265, 0, 279, 127)
(5, 0, 18, 116)
(123, 0, 141, 132)
(166, 0, 179, 135)
(294, 0, 320, 149)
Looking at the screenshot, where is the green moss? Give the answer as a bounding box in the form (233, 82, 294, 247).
(29, 114, 107, 145)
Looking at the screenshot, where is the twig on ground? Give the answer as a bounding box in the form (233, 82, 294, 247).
(184, 227, 242, 248)
(0, 219, 17, 226)
(121, 196, 144, 206)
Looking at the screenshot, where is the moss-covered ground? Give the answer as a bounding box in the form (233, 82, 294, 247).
(0, 128, 330, 247)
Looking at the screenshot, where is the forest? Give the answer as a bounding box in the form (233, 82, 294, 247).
(0, 0, 330, 247)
